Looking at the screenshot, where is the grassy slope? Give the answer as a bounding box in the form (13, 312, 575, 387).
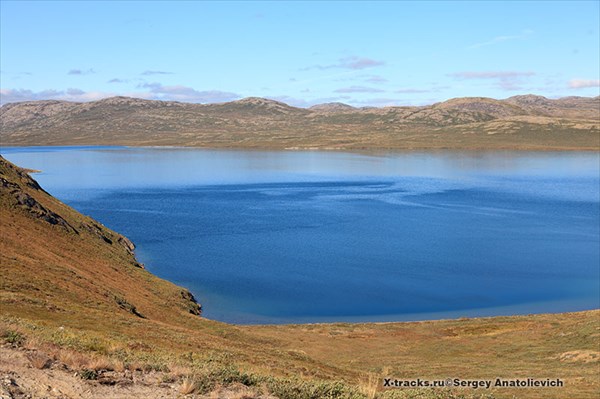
(1, 155, 598, 398)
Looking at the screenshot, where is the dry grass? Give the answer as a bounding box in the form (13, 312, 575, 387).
(169, 364, 193, 379)
(53, 349, 91, 370)
(556, 350, 600, 363)
(359, 373, 379, 399)
(112, 359, 126, 372)
(207, 383, 264, 399)
(86, 356, 114, 371)
(179, 377, 197, 395)
(27, 352, 51, 369)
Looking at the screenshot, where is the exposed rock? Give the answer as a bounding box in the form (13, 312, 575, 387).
(117, 235, 136, 254)
(109, 293, 145, 318)
(180, 290, 202, 316)
(3, 182, 78, 234)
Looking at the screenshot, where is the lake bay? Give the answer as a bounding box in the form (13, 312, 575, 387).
(2, 147, 599, 324)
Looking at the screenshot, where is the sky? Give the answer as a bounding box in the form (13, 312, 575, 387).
(1, 0, 599, 107)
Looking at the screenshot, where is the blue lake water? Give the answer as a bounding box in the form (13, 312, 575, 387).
(2, 146, 599, 324)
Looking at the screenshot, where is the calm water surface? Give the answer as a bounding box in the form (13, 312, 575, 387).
(2, 146, 599, 324)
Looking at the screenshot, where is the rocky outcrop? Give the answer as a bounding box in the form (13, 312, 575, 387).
(0, 156, 142, 254)
(0, 158, 78, 234)
(180, 289, 202, 316)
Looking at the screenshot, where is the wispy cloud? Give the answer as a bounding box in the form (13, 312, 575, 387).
(449, 71, 535, 79)
(265, 95, 310, 107)
(351, 97, 439, 107)
(138, 82, 239, 103)
(350, 97, 404, 107)
(0, 70, 32, 76)
(395, 88, 430, 94)
(1, 83, 240, 105)
(364, 75, 388, 84)
(468, 30, 533, 49)
(108, 78, 128, 84)
(448, 71, 535, 91)
(141, 70, 174, 75)
(334, 86, 385, 93)
(339, 56, 385, 70)
(303, 56, 385, 71)
(68, 68, 95, 75)
(568, 79, 600, 89)
(268, 95, 352, 108)
(0, 88, 113, 104)
(395, 85, 449, 94)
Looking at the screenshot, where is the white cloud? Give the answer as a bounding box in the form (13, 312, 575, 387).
(141, 70, 174, 75)
(364, 75, 388, 84)
(449, 71, 535, 79)
(137, 82, 240, 103)
(303, 56, 385, 71)
(350, 98, 404, 107)
(0, 88, 114, 104)
(334, 86, 385, 93)
(1, 83, 240, 105)
(68, 68, 95, 75)
(568, 79, 600, 89)
(266, 95, 311, 107)
(266, 95, 352, 108)
(468, 30, 533, 49)
(448, 71, 535, 91)
(395, 85, 449, 94)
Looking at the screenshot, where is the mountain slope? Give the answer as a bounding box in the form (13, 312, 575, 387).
(0, 155, 201, 323)
(1, 95, 598, 150)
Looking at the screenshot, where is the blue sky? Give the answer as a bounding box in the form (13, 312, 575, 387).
(1, 1, 599, 107)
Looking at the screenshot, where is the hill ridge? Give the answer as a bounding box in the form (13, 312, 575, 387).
(1, 94, 598, 150)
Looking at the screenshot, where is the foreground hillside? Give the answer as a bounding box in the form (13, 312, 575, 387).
(1, 95, 599, 150)
(0, 155, 599, 398)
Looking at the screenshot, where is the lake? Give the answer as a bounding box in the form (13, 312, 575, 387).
(2, 146, 599, 324)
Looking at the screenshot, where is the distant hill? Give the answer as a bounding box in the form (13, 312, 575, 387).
(309, 102, 357, 112)
(1, 95, 598, 150)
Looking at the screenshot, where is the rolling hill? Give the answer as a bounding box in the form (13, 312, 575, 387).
(1, 95, 598, 150)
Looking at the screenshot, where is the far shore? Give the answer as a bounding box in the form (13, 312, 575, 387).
(2, 143, 599, 152)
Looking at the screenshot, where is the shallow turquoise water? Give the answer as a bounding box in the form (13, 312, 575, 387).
(2, 147, 599, 324)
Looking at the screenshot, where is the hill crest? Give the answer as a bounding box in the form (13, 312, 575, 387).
(1, 94, 598, 150)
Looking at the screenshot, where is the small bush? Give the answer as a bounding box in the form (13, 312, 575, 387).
(262, 377, 363, 399)
(80, 369, 98, 380)
(3, 330, 25, 346)
(210, 364, 256, 386)
(378, 390, 498, 399)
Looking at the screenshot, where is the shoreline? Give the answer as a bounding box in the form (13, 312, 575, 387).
(2, 143, 599, 153)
